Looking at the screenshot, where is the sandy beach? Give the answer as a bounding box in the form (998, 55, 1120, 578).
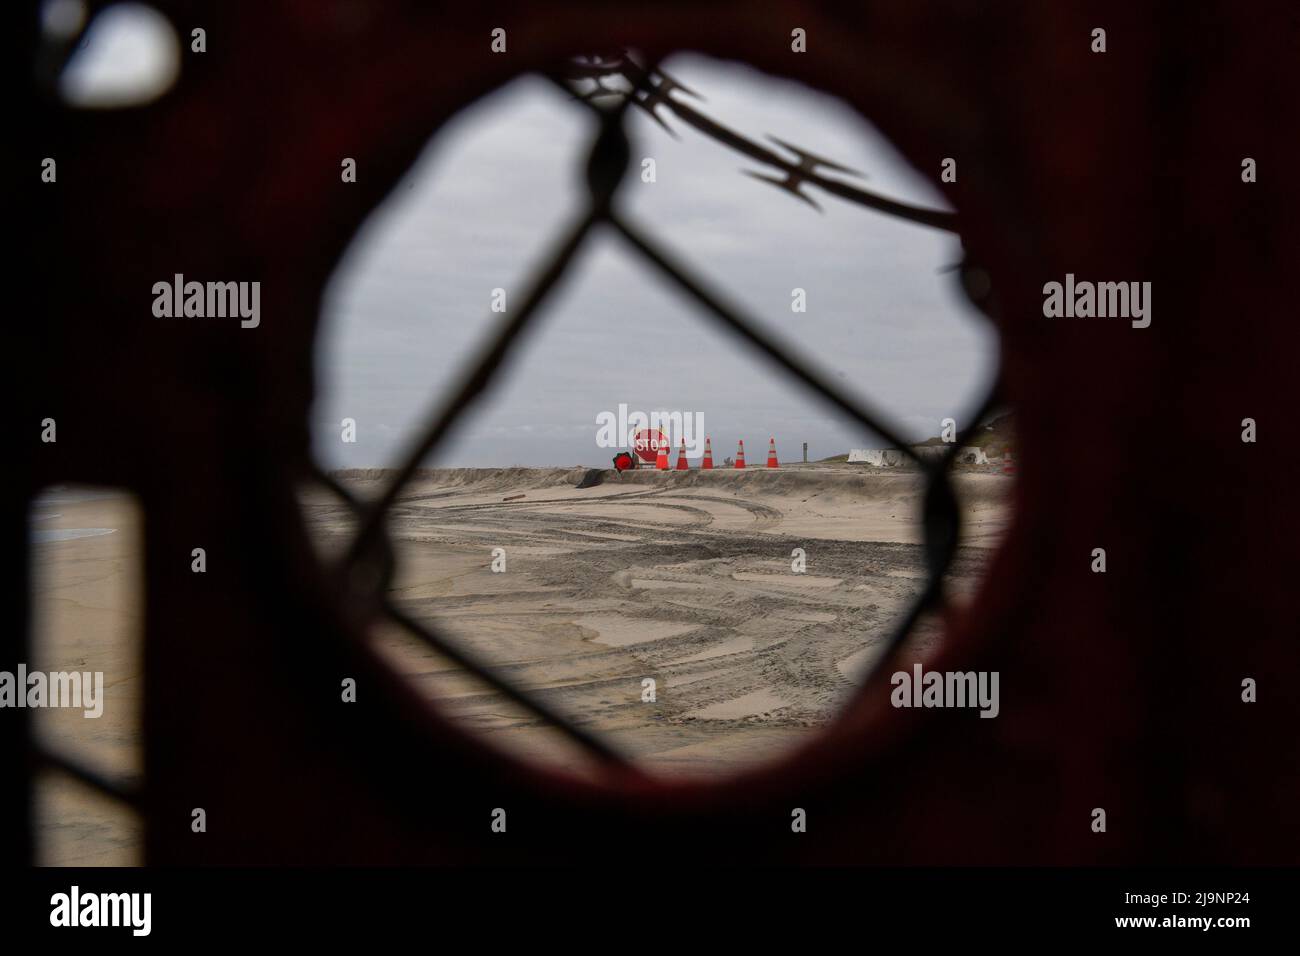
(29, 463, 1009, 863)
(305, 463, 1010, 778)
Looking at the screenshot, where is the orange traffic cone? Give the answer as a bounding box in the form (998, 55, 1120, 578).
(655, 437, 669, 470)
(766, 437, 779, 468)
(735, 440, 746, 469)
(675, 439, 689, 470)
(701, 437, 714, 470)
(1002, 447, 1016, 477)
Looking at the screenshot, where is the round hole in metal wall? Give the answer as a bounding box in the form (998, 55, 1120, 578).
(307, 52, 1013, 782)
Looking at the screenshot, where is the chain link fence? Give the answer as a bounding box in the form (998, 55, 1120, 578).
(311, 54, 1003, 773)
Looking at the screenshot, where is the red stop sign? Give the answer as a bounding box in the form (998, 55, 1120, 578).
(632, 428, 669, 464)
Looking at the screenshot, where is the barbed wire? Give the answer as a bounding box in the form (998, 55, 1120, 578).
(561, 53, 960, 228)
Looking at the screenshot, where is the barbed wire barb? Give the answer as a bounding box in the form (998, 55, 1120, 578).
(558, 53, 957, 229)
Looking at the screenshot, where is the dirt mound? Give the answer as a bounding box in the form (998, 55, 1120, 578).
(331, 466, 592, 492)
(916, 412, 1015, 451)
(329, 465, 1008, 507)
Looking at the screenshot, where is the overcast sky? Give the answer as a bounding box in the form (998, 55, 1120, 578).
(313, 55, 997, 468)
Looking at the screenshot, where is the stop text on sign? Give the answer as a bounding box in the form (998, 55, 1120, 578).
(631, 429, 669, 463)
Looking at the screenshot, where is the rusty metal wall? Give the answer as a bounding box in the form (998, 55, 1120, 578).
(9, 0, 1299, 864)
